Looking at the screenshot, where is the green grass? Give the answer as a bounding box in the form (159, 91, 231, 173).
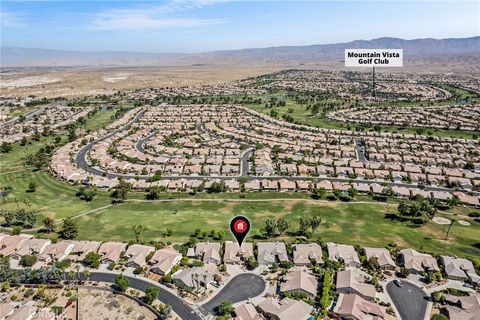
(85, 109, 116, 132)
(0, 108, 120, 220)
(70, 199, 480, 261)
(8, 106, 36, 118)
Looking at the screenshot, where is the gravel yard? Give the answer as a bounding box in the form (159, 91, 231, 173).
(78, 287, 157, 320)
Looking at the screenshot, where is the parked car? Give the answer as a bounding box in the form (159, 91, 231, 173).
(394, 279, 403, 287)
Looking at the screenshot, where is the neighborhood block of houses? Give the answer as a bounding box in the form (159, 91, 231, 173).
(1, 231, 479, 320)
(47, 104, 480, 208)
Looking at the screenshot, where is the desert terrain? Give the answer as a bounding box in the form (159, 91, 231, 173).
(0, 64, 282, 98)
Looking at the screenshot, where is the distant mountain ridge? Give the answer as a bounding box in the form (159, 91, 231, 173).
(207, 37, 480, 60)
(1, 36, 479, 68)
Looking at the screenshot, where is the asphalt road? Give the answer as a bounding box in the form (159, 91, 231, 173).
(135, 131, 157, 156)
(354, 138, 368, 163)
(199, 273, 265, 316)
(240, 149, 254, 176)
(86, 271, 203, 320)
(0, 108, 46, 130)
(386, 280, 429, 320)
(75, 109, 146, 179)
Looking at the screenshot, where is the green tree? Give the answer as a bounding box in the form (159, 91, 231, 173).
(11, 226, 22, 235)
(59, 218, 78, 239)
(111, 180, 132, 203)
(144, 286, 159, 305)
(1, 211, 15, 226)
(23, 211, 37, 228)
(298, 216, 311, 235)
(245, 256, 259, 270)
(464, 162, 475, 170)
(264, 218, 278, 238)
(114, 274, 129, 292)
(348, 187, 358, 198)
(42, 217, 55, 233)
(20, 137, 28, 146)
(0, 256, 19, 284)
(276, 218, 288, 236)
(132, 224, 145, 243)
(365, 257, 380, 270)
(265, 217, 288, 237)
(27, 182, 37, 192)
(309, 216, 322, 232)
(158, 304, 172, 318)
(320, 271, 331, 309)
(0, 142, 13, 153)
(145, 186, 161, 200)
(311, 187, 327, 200)
(431, 291, 445, 303)
(78, 186, 97, 201)
(217, 300, 234, 316)
(445, 219, 456, 240)
(20, 255, 37, 267)
(84, 252, 101, 268)
(208, 181, 226, 193)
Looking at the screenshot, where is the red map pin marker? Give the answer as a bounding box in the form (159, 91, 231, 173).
(230, 216, 251, 247)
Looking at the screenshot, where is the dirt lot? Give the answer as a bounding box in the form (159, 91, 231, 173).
(78, 287, 157, 320)
(0, 64, 281, 98)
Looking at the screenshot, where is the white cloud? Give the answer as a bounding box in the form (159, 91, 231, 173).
(89, 0, 227, 31)
(1, 10, 25, 27)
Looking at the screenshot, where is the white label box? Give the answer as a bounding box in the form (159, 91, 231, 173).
(345, 49, 403, 67)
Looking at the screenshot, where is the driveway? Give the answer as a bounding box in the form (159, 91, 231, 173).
(85, 272, 203, 320)
(199, 273, 265, 316)
(386, 280, 429, 320)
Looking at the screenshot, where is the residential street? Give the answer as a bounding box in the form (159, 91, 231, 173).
(386, 280, 429, 320)
(85, 272, 204, 320)
(198, 273, 266, 316)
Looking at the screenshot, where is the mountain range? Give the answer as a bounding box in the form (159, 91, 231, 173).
(1, 36, 479, 68)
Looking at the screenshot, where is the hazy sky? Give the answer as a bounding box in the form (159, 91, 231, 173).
(1, 1, 479, 52)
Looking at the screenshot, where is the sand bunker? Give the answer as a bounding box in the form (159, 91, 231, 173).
(433, 217, 451, 225)
(457, 220, 471, 226)
(0, 76, 61, 88)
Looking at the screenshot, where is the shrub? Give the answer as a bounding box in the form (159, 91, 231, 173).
(84, 252, 101, 268)
(20, 255, 37, 267)
(162, 273, 173, 283)
(114, 274, 129, 292)
(217, 300, 234, 316)
(55, 259, 71, 270)
(144, 286, 159, 305)
(320, 271, 331, 309)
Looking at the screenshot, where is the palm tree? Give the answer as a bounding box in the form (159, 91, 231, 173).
(82, 268, 91, 283)
(193, 273, 200, 292)
(445, 219, 456, 240)
(202, 274, 208, 291)
(75, 264, 81, 283)
(132, 224, 144, 243)
(68, 269, 76, 284)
